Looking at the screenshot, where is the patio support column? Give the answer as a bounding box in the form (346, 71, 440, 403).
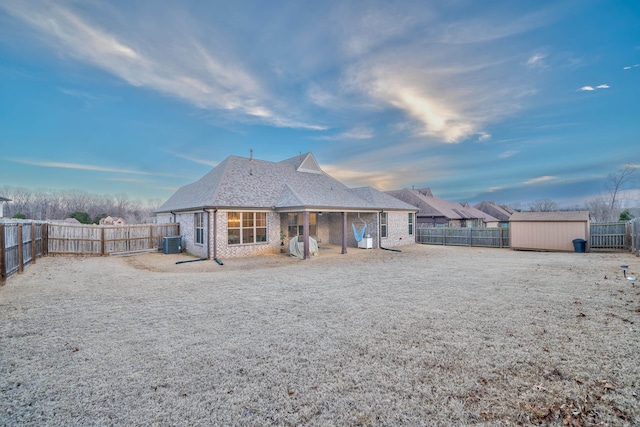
(303, 211, 310, 260)
(342, 212, 347, 254)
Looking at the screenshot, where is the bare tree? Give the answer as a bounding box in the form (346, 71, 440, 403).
(605, 164, 638, 220)
(528, 198, 558, 212)
(585, 196, 609, 222)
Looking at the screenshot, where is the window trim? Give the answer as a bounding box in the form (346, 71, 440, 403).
(194, 212, 205, 245)
(408, 212, 414, 235)
(228, 211, 268, 245)
(380, 212, 388, 238)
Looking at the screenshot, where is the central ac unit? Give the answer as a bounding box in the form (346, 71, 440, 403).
(163, 236, 182, 254)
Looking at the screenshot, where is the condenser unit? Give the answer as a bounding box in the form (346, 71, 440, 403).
(163, 236, 182, 254)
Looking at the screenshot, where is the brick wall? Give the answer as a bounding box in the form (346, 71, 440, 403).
(381, 212, 415, 247)
(161, 209, 415, 259)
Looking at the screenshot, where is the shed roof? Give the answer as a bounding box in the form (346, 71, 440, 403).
(157, 153, 417, 213)
(510, 211, 590, 222)
(0, 196, 11, 202)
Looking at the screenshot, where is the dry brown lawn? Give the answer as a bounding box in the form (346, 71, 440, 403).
(1, 244, 639, 426)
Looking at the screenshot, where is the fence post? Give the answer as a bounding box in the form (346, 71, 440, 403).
(101, 227, 106, 256)
(442, 228, 446, 245)
(17, 223, 23, 273)
(0, 224, 6, 284)
(31, 222, 36, 264)
(469, 228, 472, 246)
(43, 223, 49, 256)
(149, 225, 154, 250)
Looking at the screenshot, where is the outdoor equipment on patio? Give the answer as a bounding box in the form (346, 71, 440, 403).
(352, 214, 367, 242)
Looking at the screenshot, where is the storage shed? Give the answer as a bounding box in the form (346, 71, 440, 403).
(510, 211, 590, 252)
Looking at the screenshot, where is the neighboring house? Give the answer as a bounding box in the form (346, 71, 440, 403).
(0, 196, 10, 218)
(155, 152, 418, 260)
(510, 211, 590, 252)
(473, 201, 514, 228)
(99, 216, 126, 226)
(385, 188, 498, 227)
(61, 218, 82, 224)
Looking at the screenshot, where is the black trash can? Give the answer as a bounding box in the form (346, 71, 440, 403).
(572, 238, 586, 253)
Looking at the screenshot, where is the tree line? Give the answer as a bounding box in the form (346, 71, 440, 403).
(1, 165, 637, 224)
(0, 186, 162, 224)
(512, 165, 638, 222)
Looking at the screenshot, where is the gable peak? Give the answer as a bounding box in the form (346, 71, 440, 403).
(296, 152, 323, 174)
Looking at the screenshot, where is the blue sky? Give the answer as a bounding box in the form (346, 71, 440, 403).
(1, 0, 638, 207)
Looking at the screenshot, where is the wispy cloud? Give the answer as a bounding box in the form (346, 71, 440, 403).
(106, 177, 148, 183)
(9, 158, 183, 178)
(526, 52, 547, 68)
(578, 84, 610, 91)
(341, 22, 537, 144)
(499, 150, 519, 159)
(478, 132, 491, 142)
(11, 158, 153, 175)
(167, 151, 219, 167)
(1, 2, 324, 131)
(58, 87, 119, 110)
(623, 64, 640, 70)
(315, 126, 374, 141)
(524, 175, 556, 185)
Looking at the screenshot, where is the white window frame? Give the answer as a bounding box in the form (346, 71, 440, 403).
(408, 212, 414, 235)
(380, 212, 388, 238)
(228, 212, 268, 245)
(194, 212, 205, 245)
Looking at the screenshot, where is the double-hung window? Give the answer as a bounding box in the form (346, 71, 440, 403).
(380, 212, 388, 238)
(228, 212, 267, 245)
(408, 213, 414, 235)
(194, 212, 205, 245)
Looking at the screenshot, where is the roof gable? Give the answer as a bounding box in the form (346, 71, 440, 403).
(296, 153, 323, 174)
(473, 201, 513, 222)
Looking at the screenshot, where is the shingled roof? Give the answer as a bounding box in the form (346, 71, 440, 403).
(473, 201, 513, 222)
(510, 211, 590, 222)
(156, 153, 417, 213)
(385, 188, 498, 222)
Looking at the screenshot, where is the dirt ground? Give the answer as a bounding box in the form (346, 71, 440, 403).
(1, 244, 639, 426)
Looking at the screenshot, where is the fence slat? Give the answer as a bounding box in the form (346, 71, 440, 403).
(0, 224, 6, 284)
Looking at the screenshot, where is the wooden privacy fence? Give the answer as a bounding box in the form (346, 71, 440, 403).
(1, 221, 180, 283)
(47, 223, 180, 255)
(416, 221, 635, 252)
(0, 221, 47, 283)
(590, 221, 628, 250)
(416, 226, 510, 248)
